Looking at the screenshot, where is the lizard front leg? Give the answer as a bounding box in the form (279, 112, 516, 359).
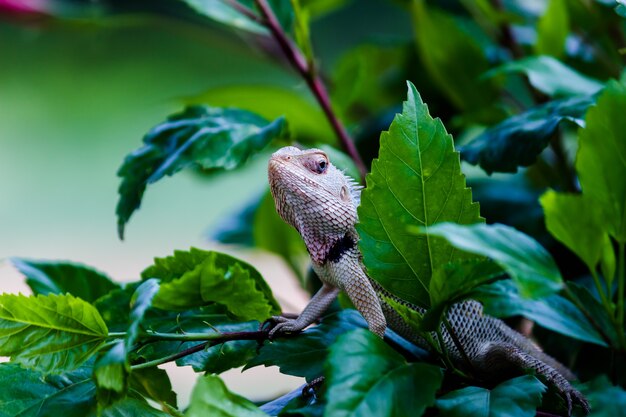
(268, 284, 340, 337)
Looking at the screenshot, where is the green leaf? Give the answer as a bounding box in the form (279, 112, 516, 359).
(566, 283, 619, 346)
(411, 2, 498, 113)
(423, 260, 503, 330)
(185, 85, 332, 142)
(186, 374, 268, 417)
(95, 280, 160, 398)
(129, 367, 177, 410)
(0, 362, 97, 417)
(580, 375, 626, 417)
(145, 248, 280, 321)
(535, 0, 570, 58)
(540, 190, 610, 273)
(357, 81, 482, 307)
(487, 56, 604, 97)
(437, 375, 546, 417)
(100, 398, 170, 417)
(475, 281, 607, 346)
(116, 106, 287, 239)
(11, 258, 119, 303)
(576, 80, 626, 242)
(460, 96, 594, 174)
(424, 223, 563, 298)
(0, 293, 108, 373)
(245, 310, 366, 381)
(325, 329, 443, 417)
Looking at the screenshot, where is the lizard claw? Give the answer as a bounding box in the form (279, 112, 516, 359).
(302, 376, 325, 398)
(261, 315, 305, 339)
(570, 388, 590, 416)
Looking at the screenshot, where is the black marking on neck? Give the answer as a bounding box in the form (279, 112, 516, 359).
(324, 233, 356, 264)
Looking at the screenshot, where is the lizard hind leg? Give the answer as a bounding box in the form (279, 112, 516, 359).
(474, 342, 590, 416)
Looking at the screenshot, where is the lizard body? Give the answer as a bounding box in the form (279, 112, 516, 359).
(268, 146, 589, 415)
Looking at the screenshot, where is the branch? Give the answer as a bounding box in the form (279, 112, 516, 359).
(252, 0, 368, 180)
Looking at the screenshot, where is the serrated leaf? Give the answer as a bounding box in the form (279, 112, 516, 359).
(535, 0, 569, 58)
(540, 190, 610, 274)
(245, 310, 366, 381)
(144, 248, 280, 321)
(11, 258, 119, 303)
(357, 81, 482, 307)
(424, 223, 563, 298)
(437, 375, 546, 417)
(460, 96, 594, 174)
(0, 293, 108, 373)
(116, 106, 287, 239)
(95, 280, 160, 399)
(487, 56, 604, 97)
(475, 281, 607, 346)
(186, 374, 268, 417)
(576, 80, 626, 242)
(324, 329, 443, 417)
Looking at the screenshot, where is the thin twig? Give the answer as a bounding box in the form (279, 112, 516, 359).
(252, 0, 368, 180)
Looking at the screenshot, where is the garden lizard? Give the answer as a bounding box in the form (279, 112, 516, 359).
(268, 146, 589, 415)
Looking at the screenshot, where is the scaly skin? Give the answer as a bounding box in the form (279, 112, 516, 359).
(268, 146, 590, 415)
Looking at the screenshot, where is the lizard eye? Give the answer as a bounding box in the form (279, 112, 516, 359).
(317, 160, 327, 173)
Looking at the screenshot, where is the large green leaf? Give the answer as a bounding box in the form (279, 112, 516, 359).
(487, 56, 604, 97)
(460, 96, 594, 174)
(576, 80, 626, 242)
(437, 375, 546, 417)
(357, 82, 482, 307)
(11, 258, 119, 303)
(535, 0, 569, 58)
(129, 367, 177, 410)
(95, 280, 160, 398)
(186, 375, 268, 417)
(245, 310, 366, 381)
(581, 375, 626, 417)
(144, 248, 280, 321)
(116, 106, 287, 239)
(540, 190, 614, 275)
(0, 293, 108, 373)
(425, 223, 563, 298)
(475, 281, 606, 346)
(324, 329, 443, 417)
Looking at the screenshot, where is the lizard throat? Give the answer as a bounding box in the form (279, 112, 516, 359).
(323, 233, 356, 264)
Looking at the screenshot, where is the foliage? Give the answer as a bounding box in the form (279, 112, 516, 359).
(4, 0, 626, 416)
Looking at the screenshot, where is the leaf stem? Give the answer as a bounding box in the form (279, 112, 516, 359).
(618, 242, 625, 336)
(591, 269, 612, 314)
(252, 0, 367, 180)
(107, 332, 127, 338)
(563, 285, 615, 348)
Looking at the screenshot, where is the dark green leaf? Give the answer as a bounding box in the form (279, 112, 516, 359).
(357, 82, 482, 307)
(116, 106, 287, 239)
(425, 223, 563, 299)
(580, 375, 626, 417)
(208, 192, 261, 246)
(437, 375, 546, 417)
(186, 374, 268, 417)
(423, 260, 504, 331)
(475, 281, 606, 346)
(540, 191, 611, 273)
(535, 0, 570, 58)
(100, 398, 170, 417)
(325, 329, 443, 417)
(487, 56, 603, 97)
(11, 258, 119, 303)
(94, 284, 139, 332)
(566, 283, 619, 346)
(0, 293, 108, 373)
(144, 248, 280, 321)
(245, 310, 366, 381)
(129, 367, 177, 409)
(460, 96, 594, 174)
(576, 80, 626, 242)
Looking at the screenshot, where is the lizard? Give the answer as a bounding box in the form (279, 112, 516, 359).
(267, 146, 590, 416)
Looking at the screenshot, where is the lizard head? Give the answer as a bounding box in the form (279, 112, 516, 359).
(268, 146, 361, 263)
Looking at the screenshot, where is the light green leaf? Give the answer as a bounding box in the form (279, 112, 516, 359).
(186, 374, 268, 417)
(424, 223, 563, 298)
(357, 82, 482, 307)
(540, 190, 610, 274)
(144, 248, 280, 321)
(325, 329, 443, 417)
(535, 0, 570, 58)
(11, 258, 119, 303)
(576, 80, 626, 243)
(437, 375, 546, 417)
(0, 293, 108, 373)
(487, 56, 604, 97)
(116, 106, 287, 239)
